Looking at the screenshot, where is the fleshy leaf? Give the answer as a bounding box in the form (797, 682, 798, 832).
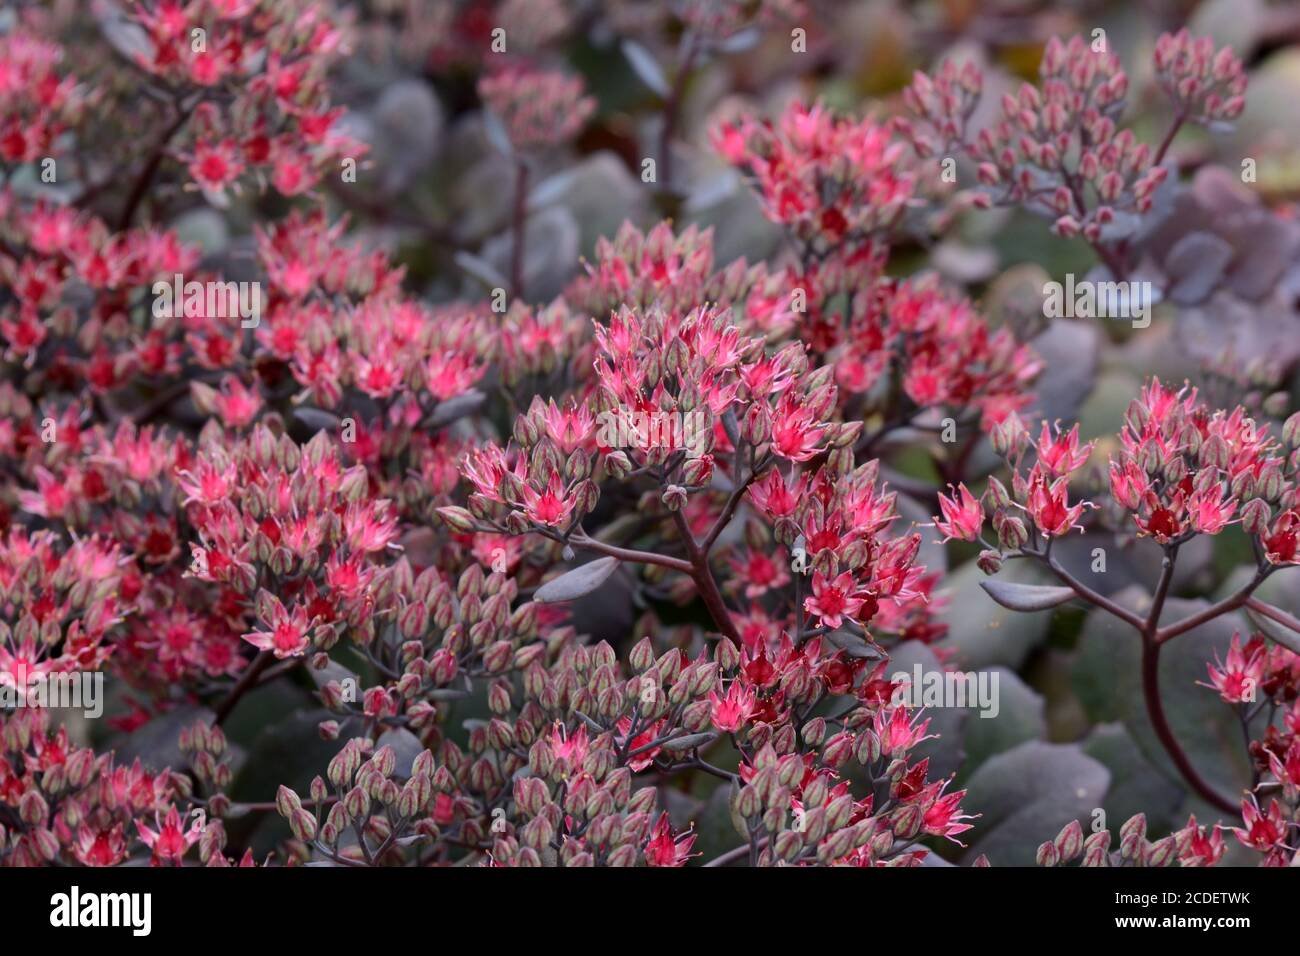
(979, 579, 1077, 611)
(534, 556, 620, 604)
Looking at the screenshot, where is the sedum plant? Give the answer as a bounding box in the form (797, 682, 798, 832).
(0, 0, 1296, 870)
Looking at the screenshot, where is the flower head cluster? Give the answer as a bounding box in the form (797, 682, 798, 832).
(836, 276, 1041, 430)
(1033, 803, 1293, 868)
(568, 221, 797, 340)
(0, 530, 126, 695)
(977, 378, 1300, 870)
(0, 199, 198, 373)
(1154, 28, 1247, 127)
(711, 100, 1038, 433)
(495, 299, 591, 387)
(1105, 379, 1298, 553)
(936, 414, 1098, 551)
(675, 0, 804, 44)
(902, 32, 1245, 245)
(249, 209, 484, 413)
(0, 708, 212, 867)
(1196, 632, 1300, 866)
(750, 461, 930, 637)
(1200, 632, 1288, 705)
(0, 32, 89, 163)
(181, 427, 399, 659)
(389, 622, 977, 867)
(964, 378, 1300, 555)
(447, 302, 843, 535)
(718, 637, 977, 865)
(478, 66, 595, 152)
(131, 0, 360, 200)
(592, 304, 835, 469)
(715, 102, 914, 256)
(920, 35, 1161, 240)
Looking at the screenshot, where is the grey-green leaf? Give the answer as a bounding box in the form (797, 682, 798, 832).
(454, 251, 508, 291)
(426, 389, 486, 429)
(825, 629, 881, 659)
(980, 579, 1077, 612)
(960, 741, 1110, 866)
(662, 732, 717, 753)
(622, 40, 670, 98)
(1245, 602, 1300, 656)
(534, 557, 620, 604)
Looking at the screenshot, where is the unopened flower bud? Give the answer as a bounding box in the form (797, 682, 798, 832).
(891, 803, 924, 840)
(774, 830, 805, 863)
(566, 448, 591, 483)
(339, 464, 369, 503)
(1241, 497, 1271, 536)
(662, 485, 688, 511)
(1119, 813, 1146, 860)
(854, 730, 881, 766)
(1144, 834, 1177, 867)
(996, 515, 1028, 551)
(1283, 412, 1300, 449)
(276, 785, 303, 819)
(398, 601, 428, 640)
(682, 456, 713, 487)
(65, 749, 95, 788)
(982, 476, 1012, 510)
(1081, 829, 1111, 866)
(289, 808, 318, 842)
(32, 827, 59, 861)
(19, 790, 47, 826)
(821, 732, 855, 769)
(1258, 465, 1284, 503)
(436, 506, 476, 533)
(1200, 433, 1230, 471)
(513, 413, 540, 448)
(742, 404, 771, 445)
(801, 717, 826, 747)
(603, 450, 632, 479)
(1052, 215, 1080, 238)
(1053, 818, 1084, 862)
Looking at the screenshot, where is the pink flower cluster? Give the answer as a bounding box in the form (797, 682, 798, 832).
(715, 102, 914, 257)
(569, 221, 798, 339)
(0, 32, 88, 162)
(0, 529, 125, 695)
(901, 30, 1246, 257)
(181, 427, 398, 659)
(1106, 380, 1299, 555)
(836, 275, 1041, 431)
(713, 100, 1040, 430)
(478, 66, 595, 151)
(1154, 28, 1247, 126)
(132, 0, 361, 200)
